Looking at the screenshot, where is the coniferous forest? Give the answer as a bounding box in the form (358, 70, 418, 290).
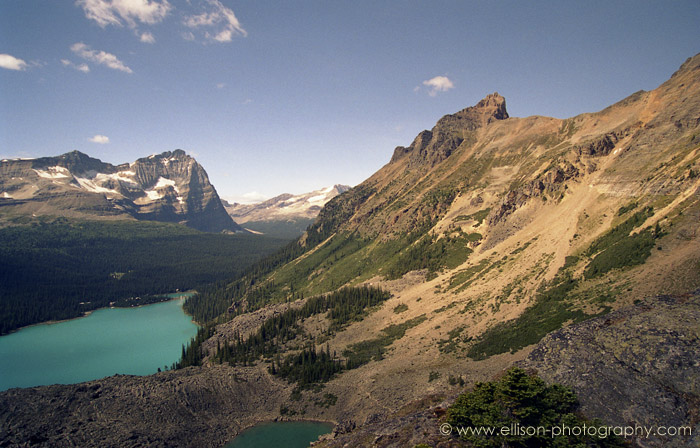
(177, 286, 391, 386)
(0, 218, 287, 334)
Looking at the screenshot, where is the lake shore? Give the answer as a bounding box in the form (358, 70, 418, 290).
(225, 420, 335, 447)
(0, 295, 200, 391)
(2, 291, 198, 336)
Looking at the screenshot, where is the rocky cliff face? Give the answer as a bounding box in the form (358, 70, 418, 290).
(0, 149, 241, 232)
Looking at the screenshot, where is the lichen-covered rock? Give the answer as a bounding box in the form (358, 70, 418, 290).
(521, 291, 700, 448)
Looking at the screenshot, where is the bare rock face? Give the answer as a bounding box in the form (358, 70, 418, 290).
(390, 92, 509, 167)
(0, 365, 291, 448)
(0, 149, 241, 232)
(521, 291, 700, 448)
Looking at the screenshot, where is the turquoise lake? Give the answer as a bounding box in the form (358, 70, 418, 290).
(226, 421, 334, 448)
(0, 294, 198, 391)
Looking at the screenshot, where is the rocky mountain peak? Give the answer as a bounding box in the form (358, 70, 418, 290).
(438, 92, 509, 130)
(671, 52, 700, 79)
(226, 184, 351, 225)
(1, 149, 241, 233)
(391, 93, 509, 166)
(43, 150, 111, 174)
(474, 91, 509, 120)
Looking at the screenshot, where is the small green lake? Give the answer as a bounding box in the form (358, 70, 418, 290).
(0, 294, 198, 391)
(225, 421, 334, 448)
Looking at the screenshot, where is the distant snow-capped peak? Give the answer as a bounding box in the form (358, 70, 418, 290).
(225, 184, 351, 223)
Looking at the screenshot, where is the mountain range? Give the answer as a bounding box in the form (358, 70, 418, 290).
(0, 149, 240, 233)
(223, 185, 351, 238)
(2, 54, 699, 447)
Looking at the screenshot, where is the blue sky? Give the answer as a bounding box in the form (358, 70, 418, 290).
(1, 1, 698, 203)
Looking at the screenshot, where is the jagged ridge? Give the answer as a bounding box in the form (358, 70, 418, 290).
(0, 149, 241, 232)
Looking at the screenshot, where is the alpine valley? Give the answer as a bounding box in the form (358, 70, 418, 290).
(224, 185, 351, 238)
(2, 54, 700, 448)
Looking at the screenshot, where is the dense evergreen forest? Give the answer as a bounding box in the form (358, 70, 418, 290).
(183, 237, 308, 322)
(0, 218, 287, 334)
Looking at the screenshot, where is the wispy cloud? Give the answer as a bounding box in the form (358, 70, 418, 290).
(71, 42, 133, 74)
(139, 31, 156, 43)
(183, 0, 247, 42)
(76, 0, 171, 28)
(422, 75, 455, 96)
(89, 134, 110, 144)
(76, 0, 246, 44)
(61, 59, 90, 73)
(0, 53, 28, 71)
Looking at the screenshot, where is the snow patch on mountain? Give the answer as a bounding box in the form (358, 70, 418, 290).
(34, 166, 70, 179)
(74, 176, 120, 195)
(154, 176, 178, 191)
(225, 184, 351, 224)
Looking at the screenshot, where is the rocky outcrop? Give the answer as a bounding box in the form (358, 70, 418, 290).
(487, 161, 581, 226)
(0, 365, 292, 448)
(390, 92, 508, 167)
(0, 150, 241, 232)
(521, 291, 700, 448)
(573, 132, 621, 157)
(315, 395, 463, 448)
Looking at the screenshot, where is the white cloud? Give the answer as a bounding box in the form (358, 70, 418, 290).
(183, 0, 247, 42)
(89, 134, 110, 144)
(422, 75, 455, 96)
(140, 31, 156, 43)
(0, 53, 28, 71)
(61, 59, 91, 73)
(76, 0, 171, 28)
(71, 42, 133, 74)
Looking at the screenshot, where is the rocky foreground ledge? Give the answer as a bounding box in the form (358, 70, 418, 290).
(520, 290, 700, 448)
(0, 365, 294, 448)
